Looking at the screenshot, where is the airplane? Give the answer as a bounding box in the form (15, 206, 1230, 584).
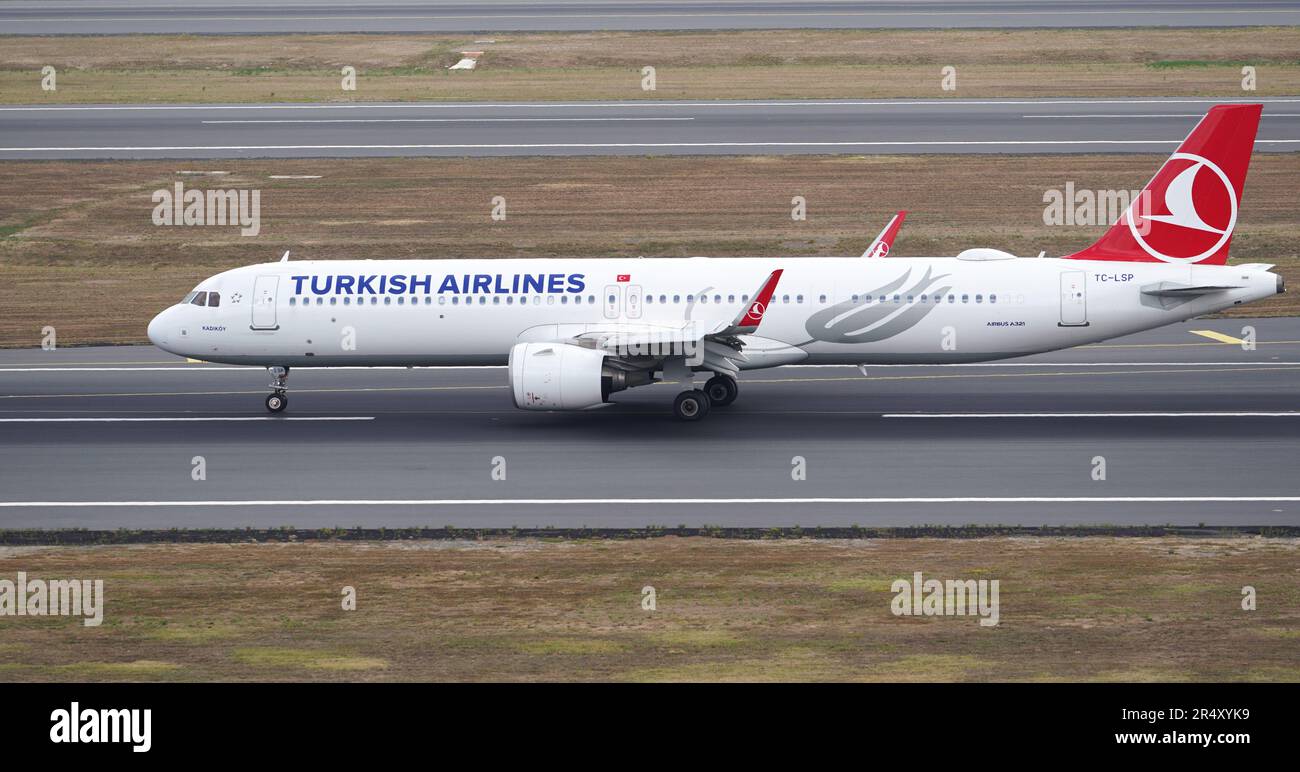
(148, 104, 1283, 421)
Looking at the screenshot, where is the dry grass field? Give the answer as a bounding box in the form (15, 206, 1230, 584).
(1, 152, 1296, 347)
(0, 536, 1295, 682)
(0, 28, 1297, 103)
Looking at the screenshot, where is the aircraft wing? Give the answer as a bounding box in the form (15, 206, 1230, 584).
(562, 270, 786, 373)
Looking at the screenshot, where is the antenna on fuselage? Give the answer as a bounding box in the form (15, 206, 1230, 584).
(280, 250, 291, 262)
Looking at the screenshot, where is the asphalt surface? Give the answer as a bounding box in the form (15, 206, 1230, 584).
(2, 1, 1298, 34)
(3, 97, 1299, 160)
(2, 316, 1298, 529)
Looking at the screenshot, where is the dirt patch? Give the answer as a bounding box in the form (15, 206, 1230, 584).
(0, 537, 1294, 682)
(1, 28, 1297, 103)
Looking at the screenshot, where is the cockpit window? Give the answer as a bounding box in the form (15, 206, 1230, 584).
(182, 291, 199, 304)
(190, 292, 207, 307)
(207, 292, 220, 307)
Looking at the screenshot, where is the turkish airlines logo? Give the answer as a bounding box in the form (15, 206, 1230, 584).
(866, 241, 890, 257)
(1127, 152, 1237, 264)
(747, 301, 766, 320)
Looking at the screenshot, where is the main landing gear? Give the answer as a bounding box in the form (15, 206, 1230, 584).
(703, 374, 739, 407)
(265, 366, 289, 413)
(672, 375, 739, 421)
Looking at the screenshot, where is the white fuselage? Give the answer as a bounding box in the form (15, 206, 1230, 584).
(148, 256, 1281, 368)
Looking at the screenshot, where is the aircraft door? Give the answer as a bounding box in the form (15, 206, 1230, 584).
(625, 284, 643, 319)
(603, 284, 622, 319)
(251, 275, 280, 330)
(1058, 270, 1088, 327)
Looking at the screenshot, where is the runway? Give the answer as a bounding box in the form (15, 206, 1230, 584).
(2, 316, 1298, 529)
(2, 0, 1298, 34)
(3, 97, 1300, 160)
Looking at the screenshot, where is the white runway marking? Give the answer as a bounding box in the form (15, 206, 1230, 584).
(3, 99, 1296, 113)
(3, 361, 1298, 373)
(1, 496, 1297, 508)
(201, 117, 696, 124)
(883, 412, 1300, 418)
(5, 140, 1300, 153)
(0, 416, 374, 422)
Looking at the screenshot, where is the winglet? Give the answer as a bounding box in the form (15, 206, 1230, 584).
(724, 269, 783, 334)
(863, 211, 907, 257)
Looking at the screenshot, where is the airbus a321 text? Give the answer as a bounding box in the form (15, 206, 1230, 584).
(148, 105, 1283, 420)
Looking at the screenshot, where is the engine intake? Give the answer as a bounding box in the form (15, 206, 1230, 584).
(509, 342, 649, 410)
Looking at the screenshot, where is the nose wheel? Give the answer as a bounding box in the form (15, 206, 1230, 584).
(264, 366, 290, 413)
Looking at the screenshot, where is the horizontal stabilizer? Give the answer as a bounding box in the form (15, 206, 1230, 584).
(1141, 281, 1244, 297)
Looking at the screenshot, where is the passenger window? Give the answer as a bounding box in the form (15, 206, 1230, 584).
(728, 294, 735, 303)
(961, 294, 969, 303)
(714, 294, 721, 304)
(976, 294, 983, 303)
(796, 295, 804, 304)
(990, 294, 997, 304)
(819, 294, 827, 304)
(587, 295, 595, 304)
(289, 297, 296, 306)
(329, 297, 337, 305)
(673, 295, 680, 303)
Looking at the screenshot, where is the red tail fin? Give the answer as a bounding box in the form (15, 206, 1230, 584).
(1064, 103, 1261, 265)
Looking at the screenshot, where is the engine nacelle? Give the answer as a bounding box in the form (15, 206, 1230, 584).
(508, 342, 610, 410)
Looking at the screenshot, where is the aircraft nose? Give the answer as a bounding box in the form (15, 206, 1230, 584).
(147, 309, 171, 350)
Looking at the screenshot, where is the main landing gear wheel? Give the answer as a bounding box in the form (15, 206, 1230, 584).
(265, 393, 288, 413)
(673, 389, 711, 421)
(703, 375, 739, 407)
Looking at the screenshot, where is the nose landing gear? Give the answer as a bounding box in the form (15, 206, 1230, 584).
(265, 366, 289, 413)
